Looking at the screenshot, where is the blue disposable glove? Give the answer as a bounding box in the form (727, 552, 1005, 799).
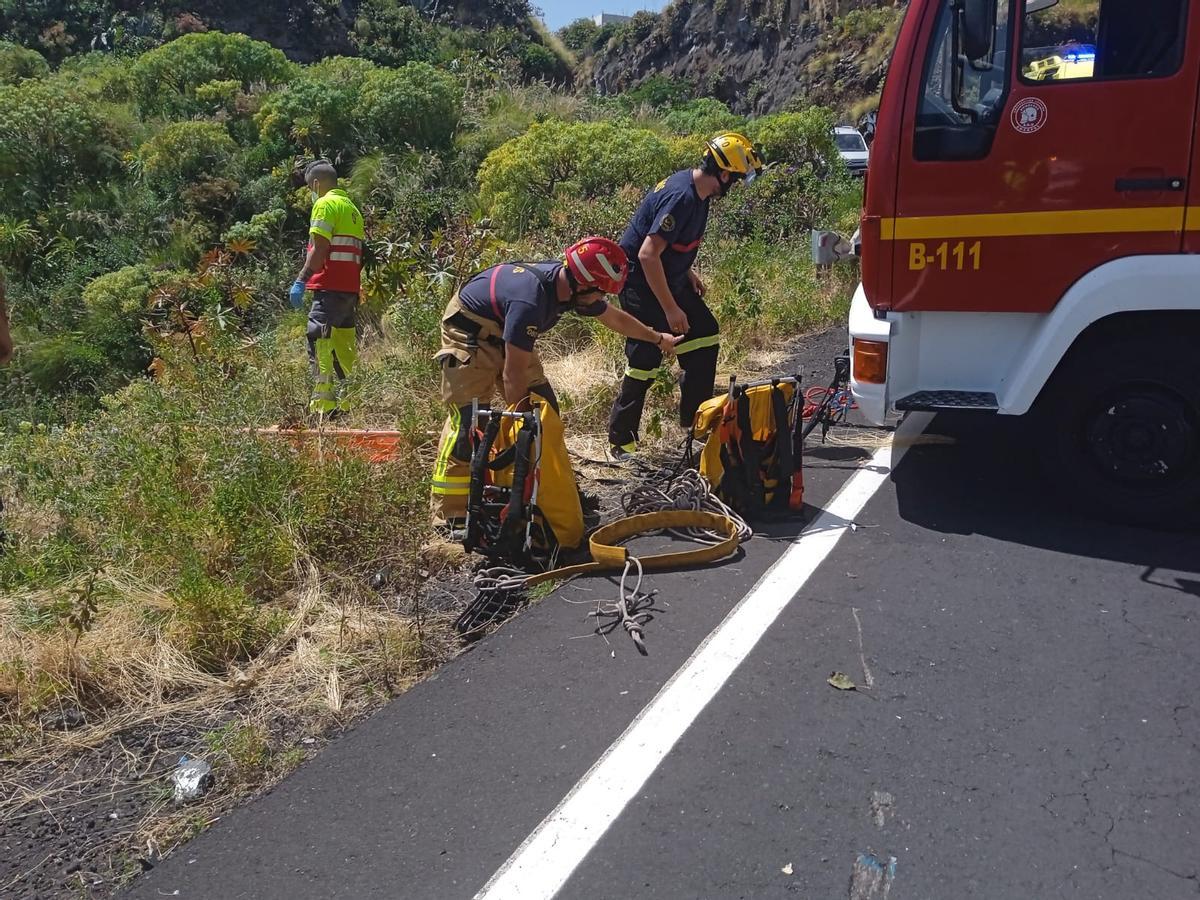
(288, 279, 306, 309)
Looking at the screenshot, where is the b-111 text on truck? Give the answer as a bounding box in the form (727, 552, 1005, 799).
(842, 0, 1200, 524)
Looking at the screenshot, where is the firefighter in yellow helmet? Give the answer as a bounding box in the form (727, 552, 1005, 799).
(607, 132, 764, 462)
(289, 160, 366, 419)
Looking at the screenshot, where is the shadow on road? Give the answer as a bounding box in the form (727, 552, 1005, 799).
(892, 412, 1200, 574)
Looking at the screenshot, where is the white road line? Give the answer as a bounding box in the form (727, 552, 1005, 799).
(475, 413, 932, 900)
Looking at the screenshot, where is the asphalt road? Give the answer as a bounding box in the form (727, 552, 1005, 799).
(126, 412, 1200, 900)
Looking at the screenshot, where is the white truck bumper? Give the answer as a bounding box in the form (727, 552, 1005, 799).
(848, 283, 893, 426)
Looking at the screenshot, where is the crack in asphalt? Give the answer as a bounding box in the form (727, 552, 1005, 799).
(1110, 848, 1200, 889)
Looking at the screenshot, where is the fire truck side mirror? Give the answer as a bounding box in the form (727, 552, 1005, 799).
(958, 0, 997, 62)
(812, 230, 855, 267)
(1025, 0, 1059, 13)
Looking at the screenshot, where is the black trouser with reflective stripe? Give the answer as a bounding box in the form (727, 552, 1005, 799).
(607, 281, 719, 448)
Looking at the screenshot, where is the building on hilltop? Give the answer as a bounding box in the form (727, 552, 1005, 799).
(593, 13, 633, 26)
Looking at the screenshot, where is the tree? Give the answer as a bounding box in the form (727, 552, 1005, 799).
(354, 62, 464, 152)
(558, 17, 600, 55)
(0, 77, 130, 215)
(256, 61, 374, 158)
(625, 74, 692, 109)
(0, 41, 49, 83)
(138, 121, 238, 193)
(478, 119, 669, 235)
(748, 107, 839, 172)
(519, 41, 563, 83)
(350, 0, 438, 67)
(662, 98, 745, 136)
(130, 31, 294, 117)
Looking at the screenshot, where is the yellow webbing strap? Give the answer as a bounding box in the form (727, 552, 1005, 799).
(521, 510, 742, 587)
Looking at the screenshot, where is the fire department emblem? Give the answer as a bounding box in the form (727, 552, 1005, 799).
(1011, 97, 1048, 134)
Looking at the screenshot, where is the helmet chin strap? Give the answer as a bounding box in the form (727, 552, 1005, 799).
(564, 268, 592, 301)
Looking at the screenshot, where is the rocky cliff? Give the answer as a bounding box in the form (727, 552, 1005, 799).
(590, 0, 903, 117)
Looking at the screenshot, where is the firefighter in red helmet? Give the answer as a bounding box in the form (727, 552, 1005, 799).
(431, 237, 682, 526)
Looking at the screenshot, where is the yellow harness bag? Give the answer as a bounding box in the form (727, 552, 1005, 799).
(691, 377, 805, 518)
(465, 395, 583, 560)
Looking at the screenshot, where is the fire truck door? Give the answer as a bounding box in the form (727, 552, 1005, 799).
(891, 0, 1199, 313)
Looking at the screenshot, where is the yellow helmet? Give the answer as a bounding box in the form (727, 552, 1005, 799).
(703, 132, 764, 184)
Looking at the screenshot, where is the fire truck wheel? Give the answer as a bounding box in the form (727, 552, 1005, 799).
(1036, 330, 1200, 528)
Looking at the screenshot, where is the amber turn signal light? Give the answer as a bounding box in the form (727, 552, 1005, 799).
(852, 338, 888, 384)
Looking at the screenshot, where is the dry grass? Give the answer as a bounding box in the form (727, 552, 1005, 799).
(0, 550, 461, 893)
(1, 558, 457, 760)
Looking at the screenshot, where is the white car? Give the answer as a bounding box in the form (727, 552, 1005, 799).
(832, 125, 869, 176)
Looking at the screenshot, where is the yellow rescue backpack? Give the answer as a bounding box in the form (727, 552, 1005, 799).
(464, 395, 584, 561)
(691, 376, 805, 518)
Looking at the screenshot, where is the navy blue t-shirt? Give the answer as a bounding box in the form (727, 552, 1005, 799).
(619, 169, 710, 292)
(458, 261, 607, 352)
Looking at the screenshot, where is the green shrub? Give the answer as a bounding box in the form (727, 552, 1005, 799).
(130, 31, 294, 117)
(256, 69, 366, 157)
(625, 74, 692, 109)
(8, 265, 158, 400)
(0, 355, 431, 667)
(519, 41, 562, 82)
(478, 119, 669, 235)
(257, 58, 459, 159)
(79, 267, 155, 380)
(53, 50, 132, 100)
(222, 207, 288, 248)
(355, 62, 464, 152)
(748, 106, 839, 171)
(16, 333, 111, 396)
(704, 240, 857, 347)
(0, 216, 40, 274)
(713, 165, 858, 244)
(194, 77, 241, 111)
(138, 121, 238, 193)
(0, 77, 130, 215)
(350, 0, 439, 66)
(661, 98, 744, 136)
(543, 186, 641, 256)
(558, 17, 600, 55)
(831, 7, 902, 41)
(0, 41, 49, 83)
(82, 264, 155, 317)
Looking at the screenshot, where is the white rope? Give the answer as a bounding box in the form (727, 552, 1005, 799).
(621, 469, 753, 545)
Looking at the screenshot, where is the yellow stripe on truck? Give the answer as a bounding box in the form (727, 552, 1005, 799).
(880, 206, 1186, 240)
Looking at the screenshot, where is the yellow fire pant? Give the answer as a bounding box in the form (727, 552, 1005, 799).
(430, 294, 554, 524)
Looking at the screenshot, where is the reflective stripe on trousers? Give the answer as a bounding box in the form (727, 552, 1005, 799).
(310, 327, 358, 413)
(430, 404, 472, 524)
(307, 291, 358, 414)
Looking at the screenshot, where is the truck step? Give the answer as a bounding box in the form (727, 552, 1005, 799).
(895, 390, 998, 411)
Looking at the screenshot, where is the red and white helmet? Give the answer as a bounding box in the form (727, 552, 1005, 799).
(564, 236, 628, 295)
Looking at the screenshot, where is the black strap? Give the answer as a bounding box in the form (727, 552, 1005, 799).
(502, 422, 537, 543)
(768, 384, 794, 510)
(446, 311, 482, 336)
(465, 411, 503, 552)
(489, 446, 518, 470)
(735, 390, 766, 518)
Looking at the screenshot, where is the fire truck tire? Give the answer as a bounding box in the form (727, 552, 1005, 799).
(1035, 329, 1200, 528)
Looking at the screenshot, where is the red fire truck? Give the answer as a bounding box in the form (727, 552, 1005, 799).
(847, 0, 1200, 523)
